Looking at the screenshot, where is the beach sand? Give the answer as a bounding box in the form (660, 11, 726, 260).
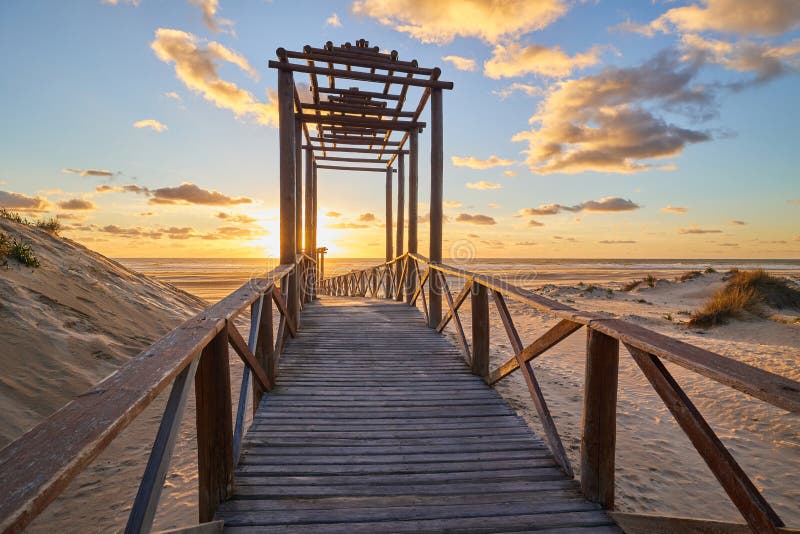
(2, 243, 798, 530)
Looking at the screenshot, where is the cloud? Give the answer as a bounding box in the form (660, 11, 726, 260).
(99, 224, 163, 239)
(452, 155, 514, 169)
(678, 226, 723, 234)
(151, 29, 278, 126)
(325, 211, 342, 217)
(442, 55, 477, 71)
(101, 0, 139, 5)
(329, 222, 369, 229)
(444, 200, 463, 208)
(164, 91, 182, 101)
(515, 241, 537, 246)
(57, 198, 95, 210)
(351, 0, 568, 45)
(150, 182, 252, 206)
(789, 199, 800, 205)
(488, 202, 502, 209)
(552, 235, 576, 242)
(216, 211, 257, 223)
(96, 184, 149, 194)
(62, 168, 114, 177)
(492, 82, 543, 99)
(650, 0, 800, 37)
(599, 239, 637, 244)
(729, 219, 747, 225)
(455, 213, 496, 225)
(326, 13, 342, 27)
(503, 170, 518, 177)
(0, 190, 50, 211)
(466, 180, 503, 190)
(512, 51, 712, 174)
(358, 212, 377, 222)
(528, 219, 544, 227)
(519, 197, 640, 215)
(189, 0, 234, 34)
(467, 233, 480, 238)
(418, 212, 451, 224)
(133, 119, 168, 132)
(662, 205, 688, 213)
(484, 43, 602, 79)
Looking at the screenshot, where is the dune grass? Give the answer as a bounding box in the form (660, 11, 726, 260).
(0, 232, 40, 268)
(689, 270, 800, 327)
(0, 208, 61, 235)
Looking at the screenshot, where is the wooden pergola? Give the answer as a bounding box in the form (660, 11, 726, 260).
(269, 39, 454, 327)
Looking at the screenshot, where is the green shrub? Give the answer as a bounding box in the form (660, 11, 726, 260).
(0, 208, 28, 224)
(644, 274, 657, 287)
(704, 266, 717, 274)
(0, 232, 39, 267)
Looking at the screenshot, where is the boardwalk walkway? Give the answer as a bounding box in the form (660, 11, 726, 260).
(215, 296, 619, 533)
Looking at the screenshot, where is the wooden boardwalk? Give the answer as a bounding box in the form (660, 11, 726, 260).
(215, 296, 619, 533)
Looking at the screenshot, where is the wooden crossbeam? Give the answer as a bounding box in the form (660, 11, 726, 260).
(439, 272, 471, 364)
(269, 60, 454, 90)
(315, 156, 389, 164)
(304, 145, 408, 155)
(316, 87, 402, 101)
(487, 319, 583, 385)
(226, 322, 271, 393)
(300, 102, 415, 118)
(286, 49, 436, 76)
(316, 164, 395, 173)
(298, 113, 425, 130)
(311, 136, 400, 146)
(436, 281, 472, 333)
(271, 284, 296, 337)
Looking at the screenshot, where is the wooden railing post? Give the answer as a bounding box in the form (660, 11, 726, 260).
(254, 292, 275, 411)
(581, 327, 619, 509)
(471, 282, 489, 379)
(406, 129, 418, 304)
(195, 329, 234, 522)
(428, 87, 443, 327)
(277, 53, 297, 330)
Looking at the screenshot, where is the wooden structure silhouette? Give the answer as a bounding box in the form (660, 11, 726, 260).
(1, 40, 799, 534)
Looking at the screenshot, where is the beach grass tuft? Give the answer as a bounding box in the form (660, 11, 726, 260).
(678, 270, 703, 282)
(689, 270, 800, 327)
(622, 279, 641, 291)
(0, 209, 61, 235)
(644, 274, 657, 287)
(0, 232, 40, 268)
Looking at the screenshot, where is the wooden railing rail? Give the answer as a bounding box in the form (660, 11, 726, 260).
(0, 253, 320, 534)
(320, 251, 800, 533)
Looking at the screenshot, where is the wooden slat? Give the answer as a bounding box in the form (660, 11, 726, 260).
(439, 272, 471, 363)
(227, 321, 271, 394)
(316, 164, 393, 173)
(627, 345, 784, 532)
(271, 284, 297, 337)
(435, 279, 471, 332)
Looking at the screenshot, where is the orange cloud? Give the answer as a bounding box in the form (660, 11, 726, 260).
(455, 213, 496, 225)
(484, 43, 602, 79)
(651, 0, 800, 36)
(442, 55, 477, 71)
(57, 198, 95, 210)
(466, 181, 503, 190)
(351, 0, 567, 44)
(662, 205, 688, 213)
(133, 119, 168, 132)
(149, 183, 252, 206)
(189, 0, 234, 34)
(452, 155, 514, 169)
(151, 29, 277, 126)
(0, 190, 50, 211)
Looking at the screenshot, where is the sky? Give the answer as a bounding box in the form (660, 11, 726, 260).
(1, 0, 799, 259)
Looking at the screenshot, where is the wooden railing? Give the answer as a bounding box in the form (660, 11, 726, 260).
(0, 251, 321, 534)
(320, 252, 800, 534)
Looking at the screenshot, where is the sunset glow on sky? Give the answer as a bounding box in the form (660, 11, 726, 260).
(1, 0, 799, 258)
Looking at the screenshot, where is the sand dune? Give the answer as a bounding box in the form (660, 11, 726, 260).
(0, 219, 205, 447)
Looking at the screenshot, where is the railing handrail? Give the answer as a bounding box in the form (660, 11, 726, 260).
(325, 251, 800, 414)
(0, 255, 317, 534)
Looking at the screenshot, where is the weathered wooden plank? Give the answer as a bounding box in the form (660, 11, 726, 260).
(610, 512, 800, 534)
(153, 520, 224, 534)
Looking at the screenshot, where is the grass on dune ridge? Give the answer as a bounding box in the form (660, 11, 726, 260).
(689, 269, 800, 328)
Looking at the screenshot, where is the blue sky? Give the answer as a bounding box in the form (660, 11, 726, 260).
(1, 0, 798, 258)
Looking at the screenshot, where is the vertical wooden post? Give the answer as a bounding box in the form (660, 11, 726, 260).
(406, 129, 418, 304)
(581, 327, 619, 509)
(395, 155, 405, 300)
(294, 117, 303, 322)
(429, 89, 443, 327)
(304, 149, 313, 304)
(195, 329, 233, 522)
(385, 166, 393, 298)
(254, 294, 274, 410)
(312, 162, 318, 298)
(277, 58, 297, 327)
(470, 282, 489, 379)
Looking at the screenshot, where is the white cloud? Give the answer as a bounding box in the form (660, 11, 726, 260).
(326, 13, 342, 27)
(452, 155, 514, 169)
(484, 43, 603, 79)
(466, 180, 503, 190)
(189, 0, 235, 34)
